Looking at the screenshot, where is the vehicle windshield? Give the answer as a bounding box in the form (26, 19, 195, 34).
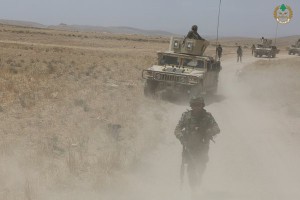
(160, 55, 179, 65)
(183, 59, 204, 69)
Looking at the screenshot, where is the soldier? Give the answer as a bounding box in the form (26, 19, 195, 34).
(216, 44, 223, 61)
(296, 39, 300, 47)
(174, 96, 220, 196)
(185, 25, 205, 40)
(237, 46, 243, 62)
(251, 44, 255, 56)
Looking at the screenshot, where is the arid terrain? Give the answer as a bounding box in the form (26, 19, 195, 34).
(0, 24, 300, 200)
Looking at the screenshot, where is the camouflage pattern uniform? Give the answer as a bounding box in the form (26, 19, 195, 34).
(185, 25, 205, 40)
(237, 46, 243, 62)
(251, 44, 255, 55)
(174, 97, 220, 190)
(296, 39, 300, 47)
(216, 44, 223, 61)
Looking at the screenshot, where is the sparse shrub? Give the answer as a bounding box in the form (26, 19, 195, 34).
(19, 92, 36, 108)
(83, 105, 90, 112)
(15, 63, 22, 68)
(74, 99, 85, 107)
(53, 47, 63, 53)
(9, 67, 18, 74)
(6, 59, 13, 64)
(47, 63, 55, 74)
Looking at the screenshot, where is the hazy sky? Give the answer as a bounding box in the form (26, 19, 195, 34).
(0, 0, 299, 37)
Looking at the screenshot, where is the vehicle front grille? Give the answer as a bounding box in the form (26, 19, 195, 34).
(154, 72, 187, 83)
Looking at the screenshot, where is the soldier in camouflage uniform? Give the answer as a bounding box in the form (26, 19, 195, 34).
(296, 39, 300, 47)
(174, 96, 220, 193)
(216, 44, 223, 61)
(237, 46, 243, 62)
(185, 25, 205, 40)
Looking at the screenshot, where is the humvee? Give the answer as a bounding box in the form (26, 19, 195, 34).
(142, 37, 221, 100)
(288, 40, 300, 55)
(253, 39, 279, 58)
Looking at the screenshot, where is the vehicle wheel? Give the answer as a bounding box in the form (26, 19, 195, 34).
(288, 51, 291, 55)
(272, 54, 276, 58)
(144, 80, 158, 97)
(254, 53, 258, 57)
(259, 54, 262, 57)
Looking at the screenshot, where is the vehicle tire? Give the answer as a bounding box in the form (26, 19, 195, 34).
(254, 53, 258, 57)
(272, 54, 276, 58)
(288, 51, 291, 55)
(144, 80, 158, 97)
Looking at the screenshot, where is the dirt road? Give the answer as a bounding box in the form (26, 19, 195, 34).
(105, 54, 300, 200)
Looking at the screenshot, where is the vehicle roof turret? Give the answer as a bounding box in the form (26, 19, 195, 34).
(169, 37, 209, 56)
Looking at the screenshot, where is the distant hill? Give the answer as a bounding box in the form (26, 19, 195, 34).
(0, 19, 299, 43)
(0, 19, 177, 36)
(48, 24, 177, 36)
(0, 19, 46, 28)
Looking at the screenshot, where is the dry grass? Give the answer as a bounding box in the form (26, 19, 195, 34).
(0, 24, 169, 199)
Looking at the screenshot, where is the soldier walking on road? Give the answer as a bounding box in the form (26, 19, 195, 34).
(174, 96, 220, 197)
(251, 44, 255, 56)
(216, 44, 223, 61)
(237, 46, 243, 62)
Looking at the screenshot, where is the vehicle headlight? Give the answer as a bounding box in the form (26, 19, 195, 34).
(188, 76, 199, 84)
(179, 76, 187, 83)
(155, 73, 161, 80)
(142, 70, 154, 79)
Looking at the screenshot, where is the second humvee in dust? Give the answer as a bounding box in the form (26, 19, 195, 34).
(288, 40, 300, 55)
(142, 37, 221, 100)
(253, 38, 279, 58)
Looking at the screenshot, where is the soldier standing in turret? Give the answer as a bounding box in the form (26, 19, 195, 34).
(174, 96, 220, 197)
(185, 25, 205, 40)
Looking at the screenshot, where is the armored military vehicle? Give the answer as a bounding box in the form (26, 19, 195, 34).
(253, 39, 279, 58)
(142, 37, 221, 100)
(288, 40, 300, 55)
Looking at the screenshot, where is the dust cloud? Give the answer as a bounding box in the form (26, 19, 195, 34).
(1, 54, 300, 200)
(101, 55, 300, 200)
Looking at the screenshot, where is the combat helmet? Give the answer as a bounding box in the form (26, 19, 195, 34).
(190, 96, 205, 107)
(191, 25, 198, 32)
